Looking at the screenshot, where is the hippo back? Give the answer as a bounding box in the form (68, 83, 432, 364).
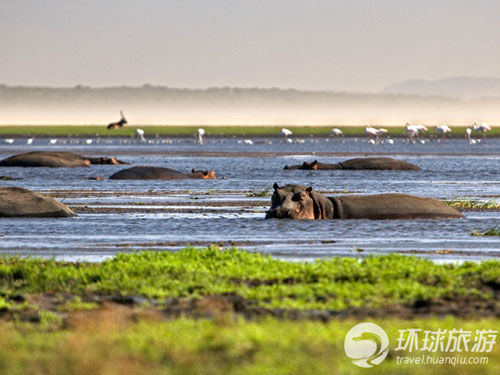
(0, 151, 90, 168)
(109, 166, 189, 180)
(339, 158, 420, 170)
(331, 194, 463, 219)
(0, 187, 75, 217)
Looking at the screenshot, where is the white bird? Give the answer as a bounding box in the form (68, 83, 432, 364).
(473, 122, 491, 141)
(4, 139, 14, 144)
(465, 128, 477, 144)
(86, 139, 93, 144)
(244, 139, 254, 145)
(280, 128, 293, 137)
(49, 139, 57, 144)
(365, 126, 379, 142)
(365, 126, 386, 143)
(405, 123, 426, 143)
(415, 124, 428, 133)
(331, 128, 343, 137)
(27, 138, 33, 144)
(435, 125, 451, 141)
(376, 128, 388, 135)
(197, 128, 205, 145)
(136, 128, 146, 142)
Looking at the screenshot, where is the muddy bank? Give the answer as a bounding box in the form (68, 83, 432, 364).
(2, 292, 499, 324)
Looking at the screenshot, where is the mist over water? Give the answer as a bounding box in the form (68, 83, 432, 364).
(1, 86, 500, 125)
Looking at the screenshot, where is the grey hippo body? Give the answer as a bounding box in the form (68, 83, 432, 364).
(266, 184, 463, 220)
(0, 151, 129, 168)
(109, 166, 217, 180)
(0, 187, 75, 217)
(284, 158, 420, 171)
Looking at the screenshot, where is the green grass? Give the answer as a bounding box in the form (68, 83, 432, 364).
(444, 199, 500, 210)
(1, 247, 500, 311)
(0, 316, 499, 375)
(1, 249, 500, 374)
(0, 125, 498, 137)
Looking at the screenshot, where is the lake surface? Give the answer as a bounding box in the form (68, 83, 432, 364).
(0, 136, 499, 262)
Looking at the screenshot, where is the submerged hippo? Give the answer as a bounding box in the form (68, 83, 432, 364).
(0, 187, 75, 217)
(0, 151, 129, 168)
(284, 158, 420, 171)
(266, 184, 463, 220)
(109, 166, 217, 180)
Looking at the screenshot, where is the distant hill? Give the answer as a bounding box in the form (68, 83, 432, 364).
(382, 77, 500, 98)
(1, 85, 500, 124)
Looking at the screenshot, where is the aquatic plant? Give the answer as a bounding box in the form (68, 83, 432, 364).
(246, 186, 272, 197)
(472, 226, 500, 236)
(444, 199, 500, 210)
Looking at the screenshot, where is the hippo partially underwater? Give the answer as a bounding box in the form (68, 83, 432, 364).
(266, 184, 463, 220)
(109, 166, 217, 180)
(0, 187, 75, 218)
(284, 158, 420, 171)
(0, 151, 129, 168)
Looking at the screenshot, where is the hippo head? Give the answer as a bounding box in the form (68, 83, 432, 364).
(191, 169, 217, 179)
(265, 183, 334, 219)
(303, 160, 319, 170)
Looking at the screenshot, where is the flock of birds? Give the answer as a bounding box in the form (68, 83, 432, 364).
(0, 109, 493, 146)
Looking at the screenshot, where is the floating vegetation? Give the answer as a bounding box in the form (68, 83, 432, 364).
(444, 199, 500, 210)
(472, 226, 500, 236)
(247, 186, 272, 197)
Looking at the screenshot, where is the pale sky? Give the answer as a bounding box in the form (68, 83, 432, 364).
(1, 0, 500, 92)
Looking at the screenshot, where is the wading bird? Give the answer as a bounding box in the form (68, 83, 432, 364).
(331, 128, 343, 137)
(136, 128, 146, 142)
(435, 125, 451, 141)
(280, 128, 293, 138)
(197, 128, 205, 145)
(473, 122, 491, 141)
(465, 128, 476, 144)
(405, 123, 427, 143)
(365, 126, 379, 142)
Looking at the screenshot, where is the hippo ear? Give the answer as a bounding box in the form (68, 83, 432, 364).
(312, 160, 318, 166)
(305, 186, 313, 194)
(192, 168, 196, 173)
(273, 183, 280, 190)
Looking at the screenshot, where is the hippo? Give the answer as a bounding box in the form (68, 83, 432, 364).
(109, 166, 217, 180)
(0, 187, 75, 217)
(266, 184, 463, 220)
(0, 151, 129, 168)
(284, 158, 420, 171)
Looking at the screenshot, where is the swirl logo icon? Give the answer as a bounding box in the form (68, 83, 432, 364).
(344, 322, 389, 368)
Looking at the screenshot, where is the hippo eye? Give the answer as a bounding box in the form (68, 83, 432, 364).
(292, 192, 306, 201)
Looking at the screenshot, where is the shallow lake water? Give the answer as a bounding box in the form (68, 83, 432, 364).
(0, 136, 499, 262)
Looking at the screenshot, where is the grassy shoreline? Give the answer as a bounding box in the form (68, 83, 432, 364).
(0, 124, 499, 137)
(1, 247, 499, 313)
(1, 248, 500, 374)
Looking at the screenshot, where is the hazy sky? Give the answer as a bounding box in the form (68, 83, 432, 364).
(1, 0, 500, 91)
